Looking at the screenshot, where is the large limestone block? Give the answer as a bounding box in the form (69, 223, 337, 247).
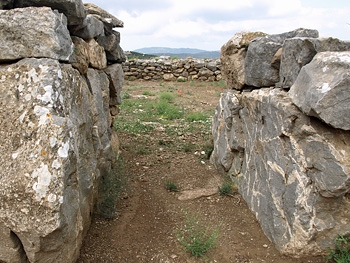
(18, 0, 86, 25)
(87, 38, 107, 69)
(0, 58, 110, 263)
(71, 36, 89, 75)
(220, 31, 266, 90)
(289, 51, 350, 130)
(70, 14, 104, 39)
(0, 7, 74, 62)
(279, 37, 350, 89)
(96, 31, 126, 63)
(211, 88, 350, 257)
(245, 28, 318, 87)
(84, 3, 124, 28)
(104, 64, 124, 106)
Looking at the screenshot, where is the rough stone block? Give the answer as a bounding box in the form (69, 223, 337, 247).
(0, 7, 74, 62)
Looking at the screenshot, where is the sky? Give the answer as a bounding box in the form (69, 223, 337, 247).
(85, 0, 350, 51)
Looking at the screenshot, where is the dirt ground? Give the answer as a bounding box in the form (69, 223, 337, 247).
(77, 80, 326, 263)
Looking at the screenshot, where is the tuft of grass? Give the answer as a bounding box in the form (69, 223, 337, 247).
(164, 179, 179, 192)
(327, 235, 350, 263)
(185, 111, 209, 122)
(155, 100, 183, 120)
(183, 143, 196, 153)
(176, 211, 219, 259)
(218, 176, 237, 196)
(97, 157, 130, 219)
(219, 182, 235, 196)
(159, 91, 176, 103)
(121, 92, 131, 99)
(114, 119, 154, 134)
(142, 90, 155, 96)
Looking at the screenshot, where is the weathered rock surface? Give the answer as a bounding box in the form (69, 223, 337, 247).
(289, 51, 350, 130)
(104, 64, 124, 106)
(84, 3, 124, 28)
(245, 28, 319, 87)
(279, 37, 350, 89)
(211, 88, 350, 256)
(0, 7, 74, 62)
(70, 14, 104, 39)
(0, 2, 124, 262)
(17, 0, 86, 25)
(212, 28, 350, 257)
(0, 58, 111, 262)
(220, 31, 266, 90)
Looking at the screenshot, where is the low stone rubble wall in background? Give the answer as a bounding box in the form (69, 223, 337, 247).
(122, 57, 222, 82)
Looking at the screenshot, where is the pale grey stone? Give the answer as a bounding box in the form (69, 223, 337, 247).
(104, 64, 124, 106)
(0, 58, 112, 263)
(245, 28, 318, 87)
(84, 3, 123, 28)
(211, 88, 350, 257)
(0, 7, 74, 62)
(220, 31, 266, 90)
(70, 14, 104, 39)
(279, 37, 350, 89)
(17, 0, 86, 25)
(289, 51, 350, 130)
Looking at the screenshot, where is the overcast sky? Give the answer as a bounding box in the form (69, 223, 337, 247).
(85, 0, 350, 51)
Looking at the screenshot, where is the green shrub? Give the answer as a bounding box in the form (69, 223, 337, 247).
(327, 235, 350, 263)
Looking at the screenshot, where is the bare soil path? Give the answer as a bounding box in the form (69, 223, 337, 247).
(77, 80, 325, 263)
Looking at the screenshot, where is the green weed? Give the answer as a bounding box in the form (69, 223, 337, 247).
(176, 211, 219, 259)
(97, 157, 130, 219)
(159, 92, 176, 103)
(327, 235, 350, 263)
(121, 92, 131, 99)
(164, 179, 179, 192)
(155, 100, 183, 120)
(218, 182, 235, 196)
(142, 90, 155, 96)
(185, 111, 209, 122)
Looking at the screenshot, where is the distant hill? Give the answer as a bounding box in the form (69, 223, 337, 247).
(125, 51, 157, 60)
(133, 47, 220, 59)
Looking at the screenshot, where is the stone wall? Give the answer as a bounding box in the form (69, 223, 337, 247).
(211, 28, 350, 257)
(0, 1, 124, 262)
(123, 57, 222, 82)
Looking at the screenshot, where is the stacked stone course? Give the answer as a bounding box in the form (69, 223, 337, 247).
(122, 57, 222, 82)
(0, 1, 124, 262)
(211, 28, 350, 257)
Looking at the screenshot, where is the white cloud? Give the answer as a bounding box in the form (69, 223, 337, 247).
(86, 0, 350, 51)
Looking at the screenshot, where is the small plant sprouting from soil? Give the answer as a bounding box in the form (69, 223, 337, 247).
(176, 210, 220, 259)
(97, 157, 130, 219)
(164, 179, 179, 192)
(218, 176, 237, 196)
(327, 234, 350, 263)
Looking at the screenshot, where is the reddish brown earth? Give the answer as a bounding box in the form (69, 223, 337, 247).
(77, 80, 326, 263)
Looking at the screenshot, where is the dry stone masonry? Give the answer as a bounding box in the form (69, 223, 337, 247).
(0, 1, 124, 262)
(122, 57, 221, 82)
(211, 28, 350, 257)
